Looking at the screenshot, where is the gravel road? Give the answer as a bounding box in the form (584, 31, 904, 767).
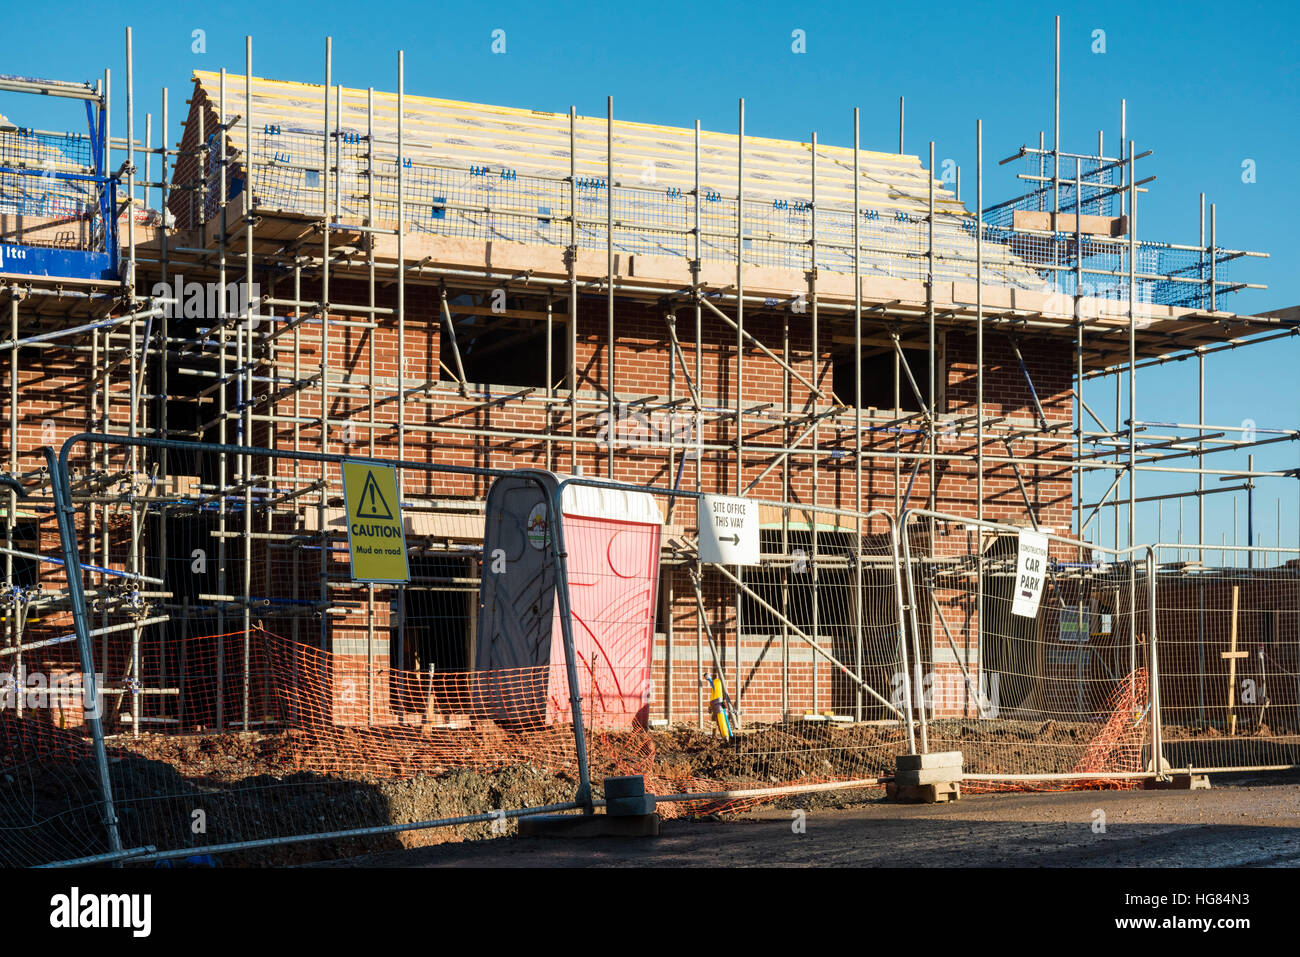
(320, 772, 1300, 868)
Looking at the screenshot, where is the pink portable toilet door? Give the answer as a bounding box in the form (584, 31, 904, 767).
(545, 484, 663, 728)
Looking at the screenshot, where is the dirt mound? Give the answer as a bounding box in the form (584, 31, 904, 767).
(3, 713, 1162, 865)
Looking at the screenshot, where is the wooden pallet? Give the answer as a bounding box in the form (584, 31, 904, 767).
(886, 781, 961, 804)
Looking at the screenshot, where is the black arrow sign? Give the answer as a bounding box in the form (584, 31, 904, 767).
(720, 534, 740, 545)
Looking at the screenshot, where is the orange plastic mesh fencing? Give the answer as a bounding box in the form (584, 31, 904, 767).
(100, 626, 619, 780)
(4, 621, 911, 860)
(3, 621, 1159, 865)
(261, 637, 892, 820)
(3, 626, 603, 865)
(266, 633, 584, 778)
(958, 668, 1150, 794)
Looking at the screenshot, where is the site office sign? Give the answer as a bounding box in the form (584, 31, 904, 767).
(697, 494, 759, 566)
(341, 462, 410, 583)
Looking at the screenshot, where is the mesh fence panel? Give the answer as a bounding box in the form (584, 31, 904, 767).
(11, 438, 1295, 864)
(2, 440, 595, 865)
(551, 482, 914, 816)
(1, 466, 127, 867)
(902, 513, 1154, 792)
(1152, 545, 1300, 772)
(0, 126, 105, 252)
(219, 126, 1254, 307)
(0, 565, 113, 867)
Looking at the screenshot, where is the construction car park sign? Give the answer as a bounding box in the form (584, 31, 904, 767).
(1010, 528, 1048, 619)
(341, 462, 410, 583)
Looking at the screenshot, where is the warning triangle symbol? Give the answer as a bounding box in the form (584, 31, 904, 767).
(355, 470, 394, 519)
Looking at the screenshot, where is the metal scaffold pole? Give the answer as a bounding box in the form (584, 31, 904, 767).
(124, 26, 144, 736)
(1197, 193, 1207, 724)
(1053, 15, 1060, 218)
(927, 140, 936, 514)
(216, 66, 229, 725)
(396, 47, 408, 663)
(397, 50, 407, 494)
(606, 96, 615, 480)
(367, 83, 377, 724)
(318, 41, 333, 654)
(1075, 165, 1085, 547)
(852, 107, 864, 722)
(160, 84, 169, 474)
(809, 129, 820, 717)
(570, 106, 579, 475)
(734, 97, 745, 718)
(975, 118, 984, 726)
(243, 34, 254, 730)
(1128, 139, 1138, 553)
(694, 116, 704, 727)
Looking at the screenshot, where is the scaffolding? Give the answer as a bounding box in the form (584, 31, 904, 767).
(1, 18, 1297, 737)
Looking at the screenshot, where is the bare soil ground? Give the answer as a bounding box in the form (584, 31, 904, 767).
(7, 716, 1297, 866)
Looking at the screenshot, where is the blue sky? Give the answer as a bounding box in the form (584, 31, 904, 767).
(3, 0, 1296, 554)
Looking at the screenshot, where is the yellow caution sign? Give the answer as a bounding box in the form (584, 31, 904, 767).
(341, 462, 409, 582)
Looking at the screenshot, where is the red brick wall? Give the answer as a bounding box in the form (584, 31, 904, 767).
(168, 79, 225, 230)
(4, 242, 1076, 732)
(236, 271, 1079, 725)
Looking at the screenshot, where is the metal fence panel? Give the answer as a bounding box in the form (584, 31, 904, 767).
(900, 510, 1156, 791)
(22, 434, 593, 865)
(14, 436, 1298, 865)
(549, 476, 915, 815)
(1152, 543, 1300, 772)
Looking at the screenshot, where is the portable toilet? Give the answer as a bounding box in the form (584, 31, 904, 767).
(474, 470, 663, 730)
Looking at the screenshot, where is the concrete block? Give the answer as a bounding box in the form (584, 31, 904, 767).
(895, 767, 963, 786)
(606, 795, 657, 817)
(1141, 774, 1211, 791)
(896, 751, 963, 771)
(603, 775, 646, 800)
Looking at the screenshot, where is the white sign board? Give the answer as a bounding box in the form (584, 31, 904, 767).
(698, 494, 759, 566)
(1010, 528, 1049, 619)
